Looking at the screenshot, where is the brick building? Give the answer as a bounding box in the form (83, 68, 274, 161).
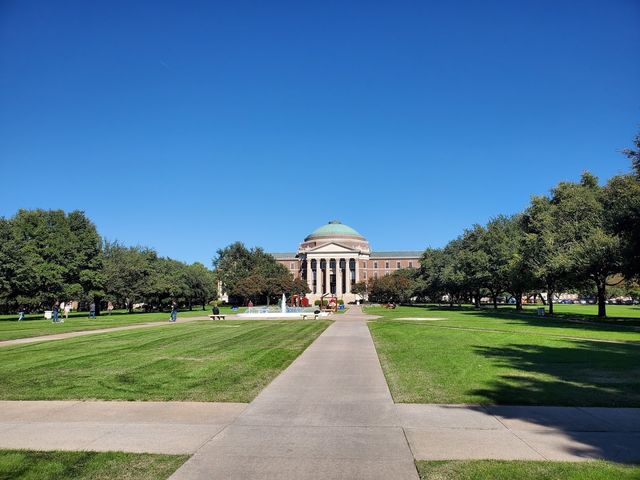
(271, 221, 421, 303)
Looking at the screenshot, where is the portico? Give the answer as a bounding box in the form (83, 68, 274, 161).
(273, 221, 421, 303)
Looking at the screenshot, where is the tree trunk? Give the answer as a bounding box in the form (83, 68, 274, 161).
(128, 301, 133, 314)
(548, 289, 554, 315)
(539, 292, 547, 305)
(474, 291, 481, 308)
(492, 293, 498, 309)
(515, 292, 523, 311)
(94, 295, 101, 316)
(597, 283, 607, 319)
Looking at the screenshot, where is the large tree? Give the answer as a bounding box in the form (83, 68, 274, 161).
(2, 210, 103, 310)
(553, 173, 624, 318)
(213, 242, 296, 305)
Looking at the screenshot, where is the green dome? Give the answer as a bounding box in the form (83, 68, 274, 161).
(306, 221, 365, 240)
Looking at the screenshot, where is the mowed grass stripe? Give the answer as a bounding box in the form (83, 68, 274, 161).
(0, 320, 331, 402)
(0, 449, 188, 480)
(417, 460, 640, 480)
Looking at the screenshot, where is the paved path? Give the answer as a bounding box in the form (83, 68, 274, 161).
(0, 316, 211, 348)
(0, 401, 247, 454)
(171, 305, 418, 480)
(1, 306, 638, 478)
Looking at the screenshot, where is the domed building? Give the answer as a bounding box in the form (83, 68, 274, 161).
(272, 221, 421, 303)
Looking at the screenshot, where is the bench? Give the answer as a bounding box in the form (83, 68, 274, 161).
(208, 314, 226, 320)
(301, 314, 319, 320)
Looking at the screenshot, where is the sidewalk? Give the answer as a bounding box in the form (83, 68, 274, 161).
(170, 305, 419, 480)
(0, 316, 210, 348)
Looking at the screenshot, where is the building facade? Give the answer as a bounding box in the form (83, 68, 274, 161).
(272, 221, 421, 304)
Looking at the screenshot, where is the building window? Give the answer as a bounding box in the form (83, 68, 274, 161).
(374, 272, 378, 279)
(385, 261, 389, 269)
(396, 261, 401, 269)
(374, 261, 378, 269)
(290, 262, 295, 269)
(364, 271, 367, 279)
(362, 261, 367, 269)
(408, 261, 413, 268)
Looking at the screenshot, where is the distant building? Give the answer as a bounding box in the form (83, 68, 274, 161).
(271, 221, 421, 303)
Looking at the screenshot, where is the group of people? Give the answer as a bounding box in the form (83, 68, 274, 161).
(51, 301, 73, 323)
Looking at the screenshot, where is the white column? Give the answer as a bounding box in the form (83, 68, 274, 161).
(336, 259, 343, 297)
(317, 259, 323, 295)
(345, 259, 351, 294)
(355, 259, 360, 284)
(306, 259, 313, 292)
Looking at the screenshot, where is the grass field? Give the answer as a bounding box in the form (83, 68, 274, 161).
(417, 460, 640, 480)
(0, 307, 243, 342)
(0, 320, 330, 402)
(367, 305, 640, 406)
(0, 449, 187, 480)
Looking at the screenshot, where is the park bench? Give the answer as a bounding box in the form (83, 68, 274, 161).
(300, 313, 319, 320)
(208, 314, 226, 320)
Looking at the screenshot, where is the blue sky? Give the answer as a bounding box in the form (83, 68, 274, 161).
(1, 0, 639, 265)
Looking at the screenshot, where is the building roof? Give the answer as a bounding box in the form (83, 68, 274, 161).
(370, 251, 423, 258)
(305, 220, 365, 240)
(271, 252, 297, 260)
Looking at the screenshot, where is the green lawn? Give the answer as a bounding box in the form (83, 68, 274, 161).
(0, 307, 242, 342)
(0, 450, 187, 480)
(0, 320, 330, 402)
(367, 305, 640, 406)
(417, 460, 640, 480)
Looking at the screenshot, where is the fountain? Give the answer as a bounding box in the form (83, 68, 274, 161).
(237, 293, 329, 319)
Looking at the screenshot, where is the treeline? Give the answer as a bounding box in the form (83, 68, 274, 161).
(0, 209, 217, 314)
(359, 133, 640, 318)
(214, 242, 309, 305)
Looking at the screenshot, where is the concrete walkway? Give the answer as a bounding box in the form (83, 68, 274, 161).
(0, 316, 211, 348)
(0, 305, 638, 478)
(171, 305, 419, 480)
(0, 401, 246, 454)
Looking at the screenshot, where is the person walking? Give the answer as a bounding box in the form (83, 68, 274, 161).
(52, 303, 60, 323)
(89, 302, 96, 319)
(18, 306, 25, 322)
(64, 302, 71, 320)
(170, 301, 178, 322)
(107, 301, 114, 315)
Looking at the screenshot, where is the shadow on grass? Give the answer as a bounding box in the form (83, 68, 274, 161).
(404, 304, 640, 333)
(470, 340, 640, 407)
(465, 340, 640, 462)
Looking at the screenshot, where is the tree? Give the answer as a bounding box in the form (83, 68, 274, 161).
(184, 263, 217, 309)
(522, 196, 571, 315)
(552, 173, 624, 318)
(369, 270, 416, 304)
(622, 131, 640, 178)
(482, 215, 534, 310)
(603, 139, 640, 279)
(1, 210, 103, 310)
(213, 242, 296, 305)
(351, 281, 369, 301)
(453, 226, 490, 308)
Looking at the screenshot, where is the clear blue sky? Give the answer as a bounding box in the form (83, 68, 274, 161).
(1, 1, 639, 265)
